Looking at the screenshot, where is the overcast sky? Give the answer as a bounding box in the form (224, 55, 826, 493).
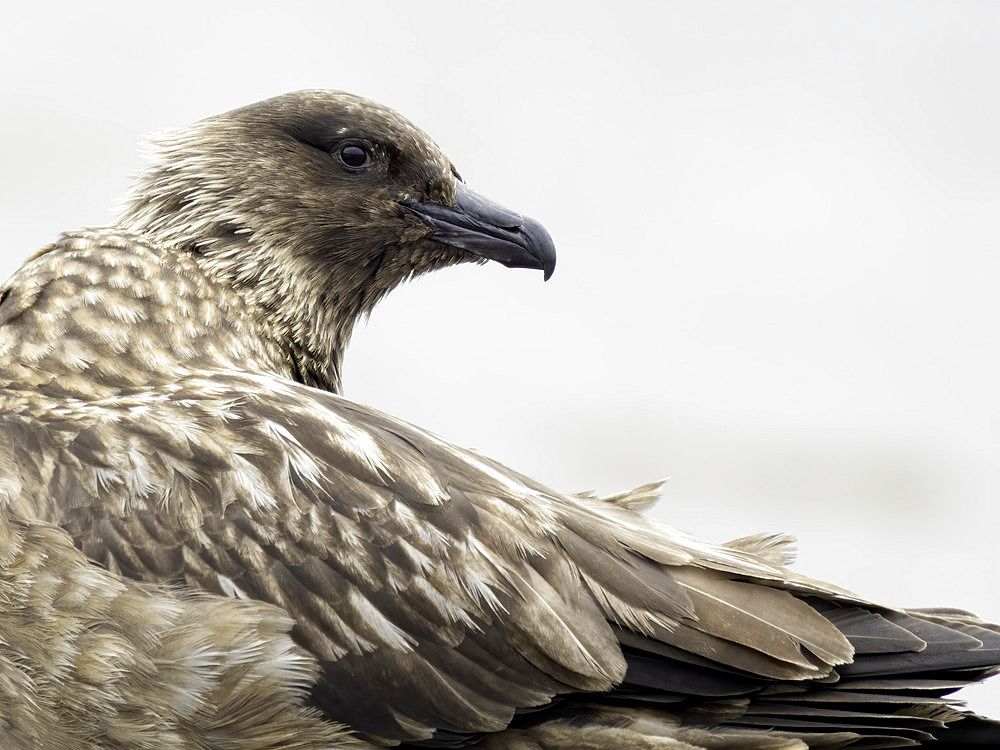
(4, 0, 1000, 716)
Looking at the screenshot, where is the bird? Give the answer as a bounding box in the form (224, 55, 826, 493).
(2, 89, 1000, 748)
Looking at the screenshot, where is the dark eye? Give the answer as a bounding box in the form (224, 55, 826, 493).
(338, 144, 373, 171)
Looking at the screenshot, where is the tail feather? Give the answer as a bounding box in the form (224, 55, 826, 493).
(574, 601, 1000, 748)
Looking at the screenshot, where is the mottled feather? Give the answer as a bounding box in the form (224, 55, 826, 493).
(0, 506, 365, 749)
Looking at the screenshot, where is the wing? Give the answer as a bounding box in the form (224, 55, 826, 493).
(5, 371, 999, 746)
(0, 504, 363, 749)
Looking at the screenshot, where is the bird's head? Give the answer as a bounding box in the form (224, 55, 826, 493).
(119, 90, 553, 314)
(116, 90, 555, 390)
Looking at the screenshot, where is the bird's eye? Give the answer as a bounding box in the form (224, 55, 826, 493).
(337, 144, 373, 171)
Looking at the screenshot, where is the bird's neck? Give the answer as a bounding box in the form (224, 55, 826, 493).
(112, 174, 377, 395)
(188, 237, 367, 394)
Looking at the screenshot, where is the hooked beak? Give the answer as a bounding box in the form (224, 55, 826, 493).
(401, 183, 556, 281)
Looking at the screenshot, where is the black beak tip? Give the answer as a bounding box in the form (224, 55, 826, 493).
(520, 215, 556, 282)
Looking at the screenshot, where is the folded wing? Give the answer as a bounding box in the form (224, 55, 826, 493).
(6, 371, 999, 746)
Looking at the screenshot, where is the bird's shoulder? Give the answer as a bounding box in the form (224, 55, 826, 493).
(0, 230, 289, 395)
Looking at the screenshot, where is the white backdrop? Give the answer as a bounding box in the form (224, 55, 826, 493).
(4, 0, 1000, 717)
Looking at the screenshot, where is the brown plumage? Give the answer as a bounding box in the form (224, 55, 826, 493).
(0, 505, 369, 749)
(2, 90, 999, 748)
